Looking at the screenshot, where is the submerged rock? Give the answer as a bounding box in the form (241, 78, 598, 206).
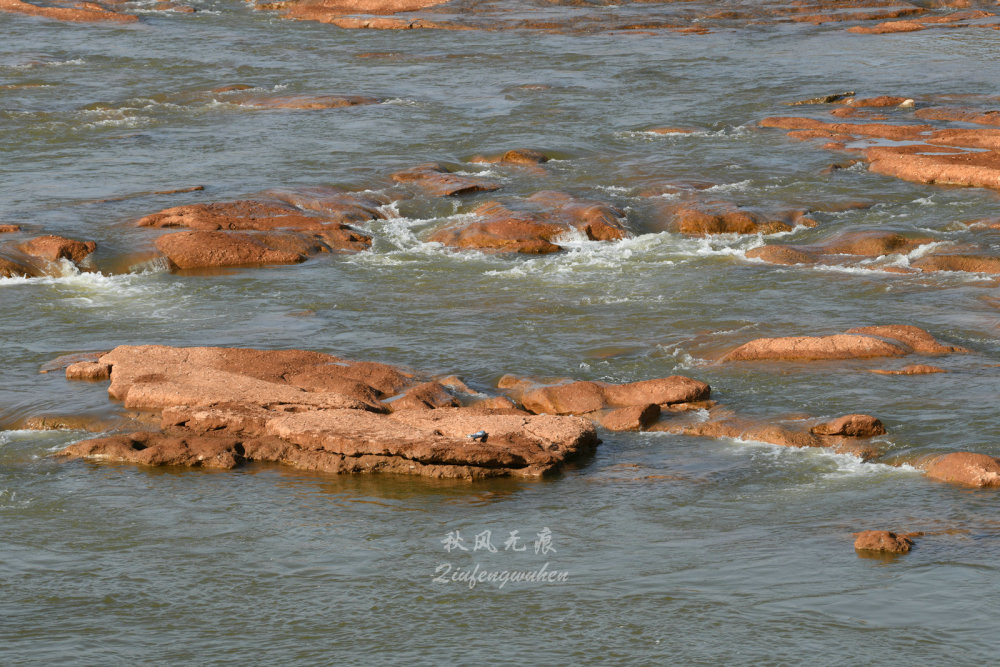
(722, 326, 967, 362)
(853, 531, 916, 554)
(667, 201, 804, 236)
(429, 190, 628, 254)
(390, 163, 501, 197)
(519, 376, 710, 415)
(810, 414, 885, 438)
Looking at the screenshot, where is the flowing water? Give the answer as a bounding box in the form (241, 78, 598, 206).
(2, 4, 999, 664)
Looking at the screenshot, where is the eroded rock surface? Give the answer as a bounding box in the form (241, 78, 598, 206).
(391, 163, 501, 197)
(853, 530, 916, 554)
(722, 326, 966, 362)
(57, 345, 600, 479)
(923, 452, 1000, 487)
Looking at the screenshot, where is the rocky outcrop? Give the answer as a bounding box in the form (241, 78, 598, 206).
(0, 0, 138, 22)
(923, 452, 1000, 488)
(810, 414, 885, 437)
(598, 404, 661, 432)
(667, 201, 805, 236)
(57, 345, 599, 479)
(747, 231, 934, 268)
(137, 198, 376, 270)
(390, 163, 501, 197)
(722, 326, 966, 362)
(0, 256, 36, 278)
(518, 376, 710, 415)
(853, 531, 916, 554)
(0, 224, 20, 233)
(911, 253, 1000, 275)
(870, 364, 946, 375)
(19, 235, 96, 264)
(469, 149, 549, 167)
(429, 191, 628, 253)
(867, 145, 1000, 191)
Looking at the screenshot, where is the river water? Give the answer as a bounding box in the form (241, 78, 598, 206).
(2, 4, 999, 664)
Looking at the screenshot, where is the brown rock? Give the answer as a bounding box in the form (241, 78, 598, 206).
(0, 256, 36, 278)
(870, 364, 947, 375)
(746, 245, 817, 265)
(390, 163, 501, 197)
(19, 235, 96, 264)
(429, 191, 628, 253)
(847, 96, 911, 108)
(387, 381, 460, 411)
(469, 149, 549, 166)
(847, 20, 926, 34)
(671, 202, 795, 236)
(0, 0, 138, 22)
(866, 145, 1000, 191)
(0, 224, 20, 233)
(760, 116, 933, 142)
(810, 414, 886, 437)
(39, 351, 108, 374)
(138, 201, 328, 231)
(242, 95, 379, 110)
(599, 404, 660, 432)
(916, 106, 1000, 127)
(912, 253, 1000, 274)
(845, 325, 969, 355)
(154, 230, 322, 269)
(853, 530, 915, 554)
(521, 376, 709, 415)
(722, 334, 909, 362)
(65, 361, 112, 381)
(924, 452, 1000, 487)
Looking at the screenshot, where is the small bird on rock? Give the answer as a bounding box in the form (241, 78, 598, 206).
(468, 430, 488, 442)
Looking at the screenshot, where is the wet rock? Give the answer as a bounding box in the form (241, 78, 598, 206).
(390, 163, 501, 197)
(280, 0, 450, 23)
(19, 235, 96, 264)
(853, 530, 915, 554)
(866, 145, 1000, 191)
(722, 334, 909, 362)
(844, 325, 969, 355)
(598, 404, 660, 432)
(870, 364, 947, 375)
(643, 127, 697, 134)
(62, 432, 251, 469)
(387, 381, 460, 411)
(520, 376, 710, 415)
(241, 94, 380, 110)
(786, 91, 856, 106)
(924, 452, 1000, 487)
(745, 245, 817, 266)
(0, 225, 20, 233)
(154, 231, 319, 270)
(747, 231, 934, 268)
(847, 20, 926, 34)
(723, 325, 966, 362)
(429, 191, 628, 254)
(669, 201, 798, 236)
(810, 414, 886, 437)
(760, 116, 933, 142)
(138, 200, 335, 230)
(912, 253, 1000, 274)
(469, 148, 549, 166)
(915, 106, 1000, 126)
(847, 96, 912, 108)
(0, 256, 36, 278)
(39, 351, 109, 374)
(65, 361, 112, 381)
(0, 0, 138, 22)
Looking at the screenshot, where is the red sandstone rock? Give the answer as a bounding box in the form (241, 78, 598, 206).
(469, 149, 549, 166)
(388, 381, 460, 411)
(747, 232, 934, 267)
(924, 452, 1000, 487)
(915, 106, 1000, 126)
(845, 325, 969, 355)
(429, 191, 628, 253)
(242, 94, 379, 110)
(866, 145, 1000, 191)
(154, 230, 322, 269)
(281, 0, 449, 23)
(0, 225, 20, 233)
(870, 364, 947, 375)
(847, 20, 926, 34)
(65, 361, 112, 381)
(670, 201, 797, 236)
(722, 334, 908, 362)
(853, 530, 915, 553)
(847, 96, 911, 108)
(927, 129, 1000, 151)
(0, 0, 138, 22)
(520, 376, 709, 415)
(138, 200, 339, 230)
(598, 404, 660, 431)
(746, 245, 816, 265)
(912, 253, 1000, 274)
(390, 163, 501, 197)
(760, 116, 933, 142)
(0, 256, 36, 278)
(810, 414, 886, 437)
(19, 235, 96, 264)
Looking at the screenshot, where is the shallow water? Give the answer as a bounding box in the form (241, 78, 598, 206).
(2, 4, 999, 664)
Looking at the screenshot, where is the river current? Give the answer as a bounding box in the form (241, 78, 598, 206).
(2, 4, 999, 664)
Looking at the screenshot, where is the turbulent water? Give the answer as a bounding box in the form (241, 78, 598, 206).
(2, 4, 999, 664)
